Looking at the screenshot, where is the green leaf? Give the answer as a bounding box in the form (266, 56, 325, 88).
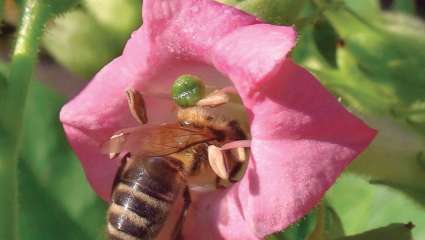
(298, 2, 425, 205)
(18, 160, 93, 240)
(342, 0, 380, 20)
(267, 212, 316, 240)
(312, 19, 339, 67)
(320, 5, 425, 118)
(217, 0, 307, 25)
(335, 223, 414, 240)
(369, 180, 425, 209)
(347, 114, 425, 207)
(267, 201, 344, 240)
(46, 0, 81, 15)
(391, 101, 425, 134)
(327, 174, 425, 239)
(19, 80, 107, 239)
(43, 1, 141, 78)
(391, 0, 415, 14)
(306, 202, 345, 240)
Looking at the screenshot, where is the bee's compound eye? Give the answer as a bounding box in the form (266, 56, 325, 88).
(172, 74, 205, 108)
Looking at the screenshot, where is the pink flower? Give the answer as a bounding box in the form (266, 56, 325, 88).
(60, 0, 376, 239)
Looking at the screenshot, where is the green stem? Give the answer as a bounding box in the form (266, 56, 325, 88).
(0, 0, 49, 239)
(0, 0, 4, 21)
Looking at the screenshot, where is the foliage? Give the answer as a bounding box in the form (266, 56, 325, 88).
(43, 0, 141, 77)
(18, 81, 107, 240)
(1, 0, 424, 239)
(297, 0, 425, 207)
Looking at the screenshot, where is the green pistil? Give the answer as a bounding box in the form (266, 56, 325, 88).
(172, 74, 206, 108)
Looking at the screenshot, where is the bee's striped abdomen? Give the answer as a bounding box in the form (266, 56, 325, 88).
(107, 157, 184, 240)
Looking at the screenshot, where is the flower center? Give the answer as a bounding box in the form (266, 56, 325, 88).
(171, 74, 251, 189)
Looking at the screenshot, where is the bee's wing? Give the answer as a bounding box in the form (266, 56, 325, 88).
(101, 123, 215, 157)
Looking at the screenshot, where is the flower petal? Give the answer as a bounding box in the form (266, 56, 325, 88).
(185, 60, 376, 238)
(60, 0, 376, 239)
(212, 24, 297, 97)
(184, 192, 261, 240)
(142, 0, 259, 62)
(60, 0, 259, 201)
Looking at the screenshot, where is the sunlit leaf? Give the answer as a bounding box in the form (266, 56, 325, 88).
(217, 0, 306, 25)
(327, 174, 425, 239)
(43, 1, 141, 78)
(298, 2, 425, 206)
(321, 4, 425, 119)
(43, 10, 122, 77)
(342, 0, 380, 20)
(347, 113, 425, 207)
(83, 0, 141, 42)
(369, 180, 425, 208)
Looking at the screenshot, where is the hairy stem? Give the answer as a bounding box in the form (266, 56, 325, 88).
(0, 0, 49, 239)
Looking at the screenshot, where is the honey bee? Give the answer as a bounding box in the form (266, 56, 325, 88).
(102, 88, 249, 240)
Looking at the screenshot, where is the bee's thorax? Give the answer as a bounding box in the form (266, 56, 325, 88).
(177, 106, 247, 143)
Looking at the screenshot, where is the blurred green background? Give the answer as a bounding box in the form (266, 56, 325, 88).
(0, 0, 424, 239)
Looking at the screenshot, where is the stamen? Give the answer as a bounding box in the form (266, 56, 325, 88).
(126, 88, 148, 124)
(196, 90, 229, 107)
(208, 145, 230, 180)
(109, 152, 119, 160)
(220, 140, 251, 150)
(229, 147, 248, 163)
(220, 86, 238, 95)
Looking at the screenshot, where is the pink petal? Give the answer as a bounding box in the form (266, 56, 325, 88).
(60, 0, 376, 239)
(60, 0, 257, 202)
(212, 24, 297, 98)
(188, 60, 376, 238)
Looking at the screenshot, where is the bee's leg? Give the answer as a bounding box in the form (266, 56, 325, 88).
(126, 88, 148, 124)
(171, 187, 191, 240)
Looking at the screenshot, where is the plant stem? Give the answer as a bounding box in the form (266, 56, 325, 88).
(0, 0, 4, 21)
(0, 0, 49, 239)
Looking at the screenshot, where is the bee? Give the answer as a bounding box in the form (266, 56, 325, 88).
(102, 88, 250, 240)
